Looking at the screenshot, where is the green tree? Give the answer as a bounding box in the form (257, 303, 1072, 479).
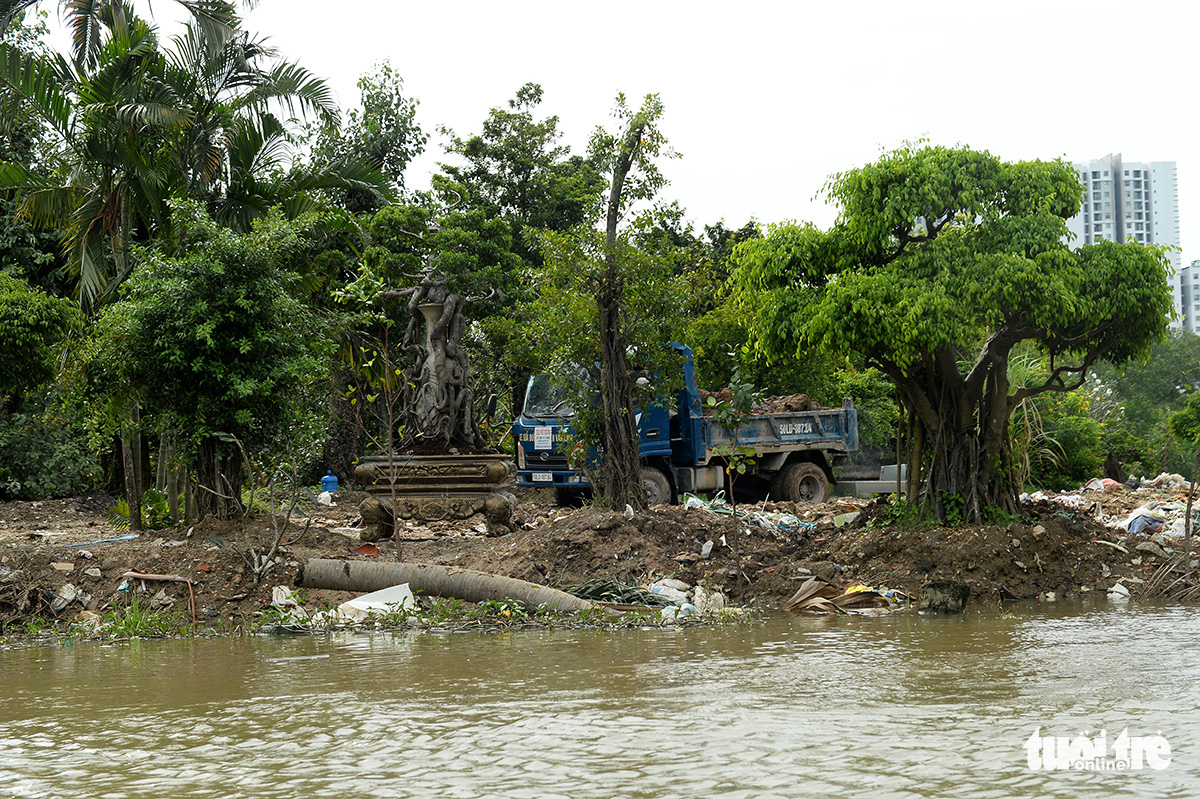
(0, 2, 384, 309)
(107, 202, 329, 519)
(0, 271, 76, 412)
(439, 82, 603, 262)
(533, 94, 682, 509)
(308, 61, 426, 214)
(732, 143, 1173, 522)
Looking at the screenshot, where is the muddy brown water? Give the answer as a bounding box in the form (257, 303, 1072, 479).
(2, 603, 1199, 798)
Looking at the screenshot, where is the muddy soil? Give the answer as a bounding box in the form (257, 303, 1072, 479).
(0, 484, 1188, 631)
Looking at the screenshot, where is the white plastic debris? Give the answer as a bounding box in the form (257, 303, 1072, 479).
(700, 540, 714, 559)
(318, 491, 335, 506)
(648, 578, 691, 606)
(623, 504, 635, 518)
(660, 603, 698, 621)
(329, 583, 416, 623)
(1107, 582, 1131, 601)
(692, 585, 727, 614)
(51, 583, 79, 612)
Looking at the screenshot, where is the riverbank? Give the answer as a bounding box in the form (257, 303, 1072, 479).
(1, 483, 1193, 637)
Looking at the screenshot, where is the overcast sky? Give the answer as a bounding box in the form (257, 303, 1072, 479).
(54, 0, 1200, 265)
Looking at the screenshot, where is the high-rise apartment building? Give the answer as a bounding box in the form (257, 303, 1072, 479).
(1064, 153, 1183, 327)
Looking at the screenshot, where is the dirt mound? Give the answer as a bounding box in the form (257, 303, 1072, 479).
(0, 485, 1189, 632)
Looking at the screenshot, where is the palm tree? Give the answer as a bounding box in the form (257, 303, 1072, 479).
(0, 1, 393, 308)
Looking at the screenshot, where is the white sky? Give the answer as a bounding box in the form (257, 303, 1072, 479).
(52, 0, 1200, 265)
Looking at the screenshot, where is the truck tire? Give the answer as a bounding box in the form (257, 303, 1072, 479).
(772, 462, 829, 504)
(641, 467, 673, 507)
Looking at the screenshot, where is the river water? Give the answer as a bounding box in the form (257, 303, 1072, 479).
(1, 602, 1198, 798)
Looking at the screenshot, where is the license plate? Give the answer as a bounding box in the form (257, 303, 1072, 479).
(532, 472, 553, 483)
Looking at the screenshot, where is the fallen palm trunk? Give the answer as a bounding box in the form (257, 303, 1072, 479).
(297, 559, 595, 612)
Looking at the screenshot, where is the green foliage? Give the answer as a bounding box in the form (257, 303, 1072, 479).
(96, 595, 191, 640)
(1170, 392, 1200, 445)
(107, 489, 171, 530)
(0, 272, 76, 396)
(106, 203, 331, 459)
(705, 356, 759, 479)
(730, 143, 1173, 520)
(439, 82, 604, 256)
(867, 497, 919, 528)
(307, 60, 426, 213)
(939, 492, 966, 526)
(0, 393, 98, 499)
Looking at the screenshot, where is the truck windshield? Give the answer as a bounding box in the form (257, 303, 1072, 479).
(523, 374, 575, 418)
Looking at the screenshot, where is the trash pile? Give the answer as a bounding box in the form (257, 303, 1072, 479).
(1022, 473, 1200, 541)
(782, 575, 909, 615)
(645, 577, 729, 620)
(680, 492, 869, 536)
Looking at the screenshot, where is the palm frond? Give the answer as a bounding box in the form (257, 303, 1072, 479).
(0, 41, 74, 138)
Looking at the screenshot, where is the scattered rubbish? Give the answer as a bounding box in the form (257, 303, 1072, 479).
(51, 583, 80, 612)
(265, 655, 331, 663)
(64, 534, 137, 548)
(660, 603, 698, 621)
(320, 470, 339, 494)
(299, 559, 594, 612)
(1081, 478, 1123, 492)
(1094, 539, 1129, 554)
(623, 504, 635, 518)
(119, 570, 197, 623)
(692, 585, 727, 614)
(783, 576, 910, 614)
(50, 562, 74, 572)
(1135, 541, 1172, 560)
(207, 536, 225, 548)
(648, 578, 691, 606)
(270, 585, 309, 624)
(322, 583, 416, 624)
(350, 543, 382, 557)
(1108, 582, 1131, 600)
(83, 568, 101, 578)
(317, 491, 335, 507)
(832, 512, 860, 528)
(700, 540, 714, 559)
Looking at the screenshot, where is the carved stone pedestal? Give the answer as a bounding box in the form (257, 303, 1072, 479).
(354, 454, 517, 540)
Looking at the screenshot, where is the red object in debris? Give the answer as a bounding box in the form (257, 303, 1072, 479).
(351, 543, 381, 557)
(197, 564, 213, 572)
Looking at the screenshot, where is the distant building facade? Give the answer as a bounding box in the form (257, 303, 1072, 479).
(1064, 154, 1183, 327)
(1180, 260, 1200, 333)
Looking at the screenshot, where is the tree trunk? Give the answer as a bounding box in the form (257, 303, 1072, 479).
(167, 463, 180, 524)
(298, 559, 595, 612)
(596, 118, 649, 511)
(892, 345, 1020, 524)
(120, 422, 141, 532)
(195, 437, 245, 520)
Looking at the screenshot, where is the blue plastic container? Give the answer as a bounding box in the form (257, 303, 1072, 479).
(320, 470, 338, 493)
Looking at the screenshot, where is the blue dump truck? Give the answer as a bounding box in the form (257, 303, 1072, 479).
(513, 343, 859, 505)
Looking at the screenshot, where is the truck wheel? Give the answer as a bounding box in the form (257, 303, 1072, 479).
(641, 467, 673, 506)
(772, 462, 829, 504)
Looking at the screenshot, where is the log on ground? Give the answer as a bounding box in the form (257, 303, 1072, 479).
(297, 559, 595, 612)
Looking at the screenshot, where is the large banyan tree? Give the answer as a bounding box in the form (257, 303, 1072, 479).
(731, 144, 1173, 522)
